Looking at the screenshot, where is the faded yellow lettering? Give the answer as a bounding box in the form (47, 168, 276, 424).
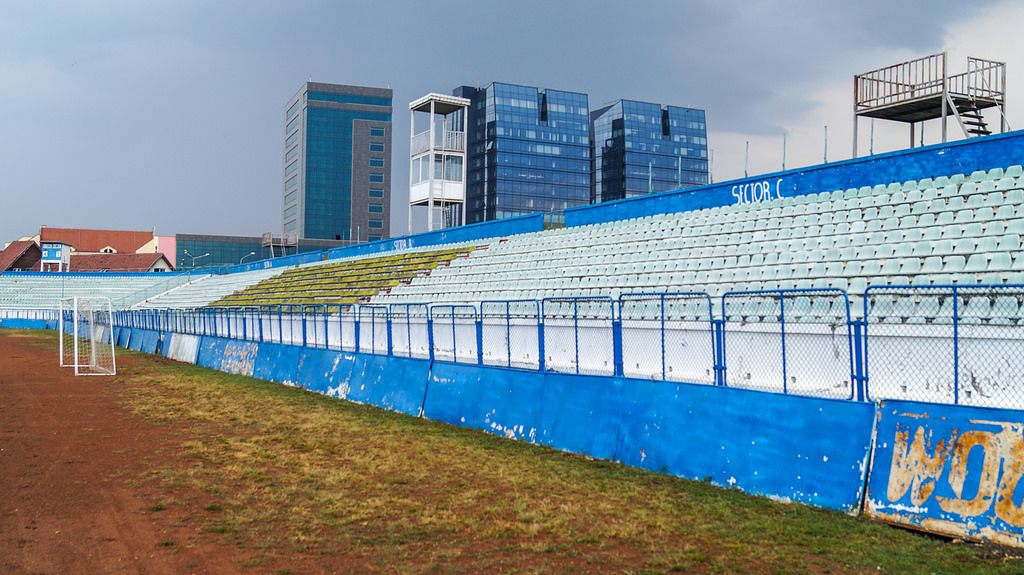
(937, 430, 1000, 517)
(887, 425, 952, 505)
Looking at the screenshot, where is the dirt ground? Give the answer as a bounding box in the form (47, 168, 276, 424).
(0, 333, 251, 575)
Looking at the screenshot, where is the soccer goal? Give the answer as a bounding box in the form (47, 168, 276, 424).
(59, 296, 117, 376)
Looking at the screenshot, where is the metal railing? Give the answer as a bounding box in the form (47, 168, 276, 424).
(100, 284, 1024, 410)
(411, 130, 465, 156)
(855, 52, 1006, 111)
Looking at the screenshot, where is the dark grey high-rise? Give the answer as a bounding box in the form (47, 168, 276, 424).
(283, 82, 393, 242)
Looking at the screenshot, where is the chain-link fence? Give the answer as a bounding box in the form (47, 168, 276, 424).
(864, 284, 1024, 408)
(619, 292, 715, 383)
(357, 305, 389, 355)
(721, 288, 854, 399)
(542, 297, 614, 376)
(430, 304, 479, 364)
(480, 300, 541, 369)
(389, 303, 431, 359)
(302, 304, 328, 349)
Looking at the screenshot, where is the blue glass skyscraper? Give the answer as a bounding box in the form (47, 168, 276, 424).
(283, 82, 393, 241)
(453, 82, 591, 223)
(591, 100, 708, 203)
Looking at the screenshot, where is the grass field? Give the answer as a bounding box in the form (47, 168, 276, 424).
(6, 329, 1024, 573)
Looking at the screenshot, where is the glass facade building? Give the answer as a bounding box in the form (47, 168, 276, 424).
(591, 100, 708, 203)
(175, 234, 343, 270)
(453, 82, 590, 224)
(283, 82, 392, 241)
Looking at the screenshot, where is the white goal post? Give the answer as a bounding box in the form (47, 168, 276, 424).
(59, 296, 117, 376)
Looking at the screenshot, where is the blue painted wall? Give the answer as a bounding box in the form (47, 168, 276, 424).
(424, 363, 874, 511)
(217, 213, 544, 276)
(195, 337, 259, 377)
(0, 318, 47, 329)
(866, 399, 1024, 546)
(325, 213, 545, 260)
(566, 130, 1024, 227)
(220, 250, 325, 275)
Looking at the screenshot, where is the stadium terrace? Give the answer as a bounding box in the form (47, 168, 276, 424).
(6, 129, 1024, 548)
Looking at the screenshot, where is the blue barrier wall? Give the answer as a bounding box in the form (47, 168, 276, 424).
(424, 362, 875, 511)
(220, 250, 325, 275)
(150, 333, 874, 511)
(566, 130, 1024, 227)
(0, 318, 47, 329)
(866, 399, 1024, 546)
(196, 337, 259, 377)
(216, 213, 544, 275)
(325, 213, 544, 260)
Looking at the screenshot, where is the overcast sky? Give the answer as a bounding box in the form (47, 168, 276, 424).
(2, 0, 1022, 242)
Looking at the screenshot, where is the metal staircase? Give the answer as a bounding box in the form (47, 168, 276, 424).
(958, 99, 992, 136)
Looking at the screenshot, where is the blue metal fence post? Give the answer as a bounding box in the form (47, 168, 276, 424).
(952, 286, 960, 405)
(386, 310, 394, 356)
(573, 300, 580, 375)
(504, 302, 512, 368)
(779, 292, 788, 395)
(537, 301, 545, 372)
(323, 306, 329, 350)
(851, 320, 867, 402)
(302, 307, 308, 347)
(659, 294, 667, 380)
(426, 310, 435, 362)
(713, 318, 727, 386)
(476, 313, 484, 365)
(612, 313, 624, 378)
(450, 308, 457, 362)
(354, 308, 361, 352)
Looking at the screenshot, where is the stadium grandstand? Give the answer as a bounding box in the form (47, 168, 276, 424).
(8, 127, 1024, 547)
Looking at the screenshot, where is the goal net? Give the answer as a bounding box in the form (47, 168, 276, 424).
(59, 296, 116, 376)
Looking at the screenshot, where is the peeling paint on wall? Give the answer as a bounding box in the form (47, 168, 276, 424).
(867, 401, 1024, 547)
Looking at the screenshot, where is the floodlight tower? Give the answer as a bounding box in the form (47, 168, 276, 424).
(408, 93, 470, 233)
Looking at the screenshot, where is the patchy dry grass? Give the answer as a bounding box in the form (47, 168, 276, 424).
(77, 342, 1024, 573)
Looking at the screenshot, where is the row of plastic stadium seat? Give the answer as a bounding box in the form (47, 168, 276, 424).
(372, 165, 1024, 324)
(135, 268, 285, 309)
(0, 274, 193, 309)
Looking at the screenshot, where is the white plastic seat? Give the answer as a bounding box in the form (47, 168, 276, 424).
(964, 253, 989, 273)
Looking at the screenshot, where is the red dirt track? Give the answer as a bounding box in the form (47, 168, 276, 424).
(0, 333, 240, 575)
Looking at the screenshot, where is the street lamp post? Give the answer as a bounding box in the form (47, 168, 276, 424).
(239, 251, 256, 264)
(183, 249, 210, 269)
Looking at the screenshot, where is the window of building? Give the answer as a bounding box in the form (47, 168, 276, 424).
(368, 234, 382, 241)
(370, 142, 385, 152)
(369, 204, 383, 213)
(368, 219, 383, 229)
(100, 246, 117, 254)
(369, 158, 385, 168)
(369, 173, 384, 183)
(369, 188, 384, 198)
(370, 127, 385, 137)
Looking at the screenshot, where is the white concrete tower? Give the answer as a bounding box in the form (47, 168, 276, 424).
(408, 93, 470, 233)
